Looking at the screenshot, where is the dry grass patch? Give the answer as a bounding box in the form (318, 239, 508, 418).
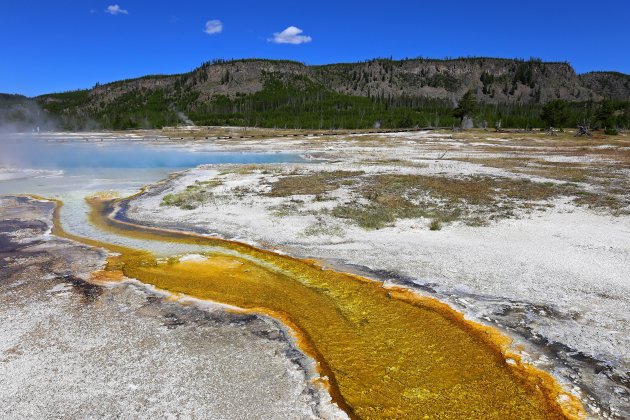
(161, 179, 223, 209)
(573, 191, 627, 213)
(360, 158, 429, 168)
(329, 174, 588, 229)
(366, 174, 579, 204)
(218, 164, 278, 176)
(457, 157, 622, 184)
(301, 221, 345, 237)
(268, 201, 304, 217)
(266, 170, 364, 197)
(363, 174, 497, 204)
(454, 157, 533, 170)
(519, 166, 591, 183)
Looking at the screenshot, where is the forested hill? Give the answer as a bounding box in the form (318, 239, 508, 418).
(10, 57, 630, 130)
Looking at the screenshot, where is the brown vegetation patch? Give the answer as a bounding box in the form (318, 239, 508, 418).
(454, 157, 534, 170)
(457, 156, 627, 185)
(161, 179, 223, 209)
(266, 170, 364, 197)
(330, 174, 587, 229)
(219, 164, 279, 176)
(573, 191, 627, 213)
(359, 158, 428, 168)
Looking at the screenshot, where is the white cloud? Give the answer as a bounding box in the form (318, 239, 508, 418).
(269, 26, 312, 45)
(204, 20, 223, 35)
(105, 5, 128, 15)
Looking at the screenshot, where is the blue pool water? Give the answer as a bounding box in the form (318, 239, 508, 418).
(0, 137, 303, 170)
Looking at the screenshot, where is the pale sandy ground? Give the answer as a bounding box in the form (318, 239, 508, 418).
(125, 131, 630, 418)
(0, 196, 345, 419)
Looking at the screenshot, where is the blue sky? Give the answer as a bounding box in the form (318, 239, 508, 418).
(2, 0, 629, 96)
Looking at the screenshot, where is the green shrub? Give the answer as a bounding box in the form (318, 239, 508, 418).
(429, 219, 442, 231)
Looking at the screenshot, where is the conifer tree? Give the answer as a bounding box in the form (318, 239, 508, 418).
(453, 90, 477, 121)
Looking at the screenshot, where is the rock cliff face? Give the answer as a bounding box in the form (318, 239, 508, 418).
(315, 58, 598, 103)
(579, 71, 630, 101)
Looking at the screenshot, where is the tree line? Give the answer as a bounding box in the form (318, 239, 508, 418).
(34, 75, 630, 131)
(454, 89, 629, 133)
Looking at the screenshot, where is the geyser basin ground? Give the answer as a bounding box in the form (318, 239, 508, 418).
(0, 196, 341, 419)
(120, 129, 629, 418)
(1, 129, 629, 418)
(57, 195, 580, 418)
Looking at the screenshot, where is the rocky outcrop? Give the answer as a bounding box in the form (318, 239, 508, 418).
(36, 58, 630, 108)
(579, 71, 630, 101)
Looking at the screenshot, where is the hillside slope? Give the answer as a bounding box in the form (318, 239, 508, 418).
(13, 57, 630, 130)
(579, 71, 630, 101)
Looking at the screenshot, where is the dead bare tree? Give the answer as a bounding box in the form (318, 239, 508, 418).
(575, 124, 592, 137)
(546, 127, 559, 136)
